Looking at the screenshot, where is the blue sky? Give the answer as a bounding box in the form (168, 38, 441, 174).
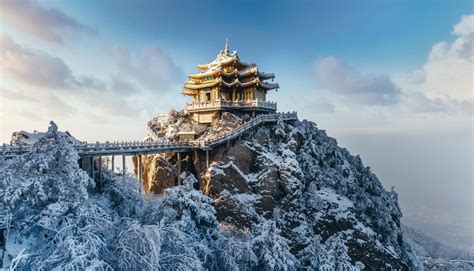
(0, 0, 473, 248)
(53, 0, 470, 72)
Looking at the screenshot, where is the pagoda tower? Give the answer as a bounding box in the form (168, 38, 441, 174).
(182, 41, 279, 123)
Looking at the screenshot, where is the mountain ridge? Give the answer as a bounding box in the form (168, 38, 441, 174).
(2, 113, 471, 270)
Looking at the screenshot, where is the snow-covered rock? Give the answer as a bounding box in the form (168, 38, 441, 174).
(10, 125, 80, 146)
(138, 112, 422, 269)
(3, 115, 467, 270)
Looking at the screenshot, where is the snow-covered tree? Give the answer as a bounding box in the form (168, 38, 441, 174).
(297, 235, 327, 270)
(113, 221, 161, 270)
(0, 115, 424, 270)
(0, 121, 92, 234)
(251, 220, 296, 271)
(319, 235, 360, 271)
(215, 233, 258, 271)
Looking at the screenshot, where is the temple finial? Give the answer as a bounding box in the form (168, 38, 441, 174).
(224, 38, 229, 54)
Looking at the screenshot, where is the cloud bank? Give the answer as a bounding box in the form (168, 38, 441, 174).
(114, 46, 183, 91)
(0, 0, 93, 43)
(0, 34, 105, 90)
(392, 14, 473, 110)
(0, 34, 184, 118)
(315, 14, 473, 115)
(315, 56, 401, 106)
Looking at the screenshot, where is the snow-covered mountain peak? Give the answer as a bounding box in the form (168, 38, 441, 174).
(2, 116, 471, 269)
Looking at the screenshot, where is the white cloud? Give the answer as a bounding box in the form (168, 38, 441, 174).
(1, 34, 72, 89)
(400, 91, 472, 114)
(110, 75, 140, 96)
(0, 0, 93, 43)
(314, 56, 401, 106)
(0, 35, 159, 119)
(0, 87, 38, 102)
(315, 15, 473, 115)
(0, 34, 105, 90)
(114, 45, 183, 91)
(1, 87, 76, 118)
(393, 14, 473, 104)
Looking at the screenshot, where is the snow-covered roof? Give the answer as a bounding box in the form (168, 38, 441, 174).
(259, 81, 280, 90)
(196, 46, 249, 70)
(188, 65, 275, 81)
(183, 76, 279, 91)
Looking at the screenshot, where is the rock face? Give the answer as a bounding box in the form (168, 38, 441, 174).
(132, 154, 177, 194)
(139, 111, 421, 269)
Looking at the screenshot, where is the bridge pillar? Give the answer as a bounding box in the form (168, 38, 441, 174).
(138, 155, 142, 193)
(111, 155, 114, 172)
(90, 157, 94, 178)
(99, 156, 102, 183)
(177, 152, 181, 186)
(122, 155, 126, 175)
(206, 150, 209, 168)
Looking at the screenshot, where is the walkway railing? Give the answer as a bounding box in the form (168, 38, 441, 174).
(1, 112, 297, 158)
(186, 99, 277, 111)
(193, 111, 297, 148)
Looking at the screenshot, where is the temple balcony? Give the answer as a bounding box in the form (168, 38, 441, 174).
(185, 99, 277, 113)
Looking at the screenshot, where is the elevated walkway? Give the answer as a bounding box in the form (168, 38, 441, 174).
(1, 112, 297, 190)
(1, 112, 297, 158)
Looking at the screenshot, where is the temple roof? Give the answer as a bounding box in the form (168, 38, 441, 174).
(183, 77, 279, 90)
(188, 65, 275, 80)
(182, 41, 279, 93)
(196, 41, 250, 70)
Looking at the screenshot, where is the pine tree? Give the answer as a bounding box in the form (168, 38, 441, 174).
(251, 220, 297, 271)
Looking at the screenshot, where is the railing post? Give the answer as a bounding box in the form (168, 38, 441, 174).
(206, 149, 209, 168)
(111, 155, 114, 172)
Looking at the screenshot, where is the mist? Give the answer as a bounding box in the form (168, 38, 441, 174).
(336, 129, 473, 250)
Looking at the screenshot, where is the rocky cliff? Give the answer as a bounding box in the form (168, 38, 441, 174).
(138, 110, 421, 269)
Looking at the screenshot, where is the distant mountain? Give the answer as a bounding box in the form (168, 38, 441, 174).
(402, 224, 474, 270)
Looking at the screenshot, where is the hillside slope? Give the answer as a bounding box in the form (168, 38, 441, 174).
(140, 111, 422, 269)
(402, 225, 474, 270)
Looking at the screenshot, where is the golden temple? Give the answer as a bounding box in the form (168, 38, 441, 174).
(183, 41, 279, 123)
